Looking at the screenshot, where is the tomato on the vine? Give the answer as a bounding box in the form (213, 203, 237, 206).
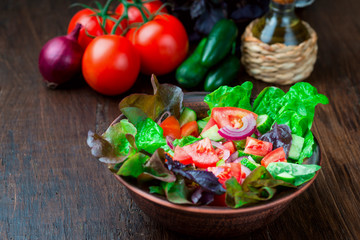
(82, 35, 140, 96)
(115, 0, 167, 25)
(126, 14, 189, 76)
(67, 9, 126, 50)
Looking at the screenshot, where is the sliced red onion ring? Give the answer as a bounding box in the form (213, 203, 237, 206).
(210, 140, 230, 161)
(225, 151, 239, 163)
(166, 136, 175, 151)
(231, 156, 248, 164)
(218, 114, 256, 141)
(241, 164, 252, 177)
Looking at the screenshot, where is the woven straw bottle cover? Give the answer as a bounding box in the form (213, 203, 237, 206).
(241, 0, 318, 85)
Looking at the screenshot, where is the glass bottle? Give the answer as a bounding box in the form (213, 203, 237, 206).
(251, 0, 310, 46)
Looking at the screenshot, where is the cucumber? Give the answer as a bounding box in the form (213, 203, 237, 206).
(256, 114, 273, 134)
(179, 107, 197, 127)
(275, 172, 296, 184)
(197, 118, 209, 133)
(200, 124, 223, 141)
(238, 150, 263, 163)
(240, 156, 260, 171)
(176, 38, 209, 88)
(288, 134, 305, 160)
(203, 54, 240, 92)
(201, 19, 238, 68)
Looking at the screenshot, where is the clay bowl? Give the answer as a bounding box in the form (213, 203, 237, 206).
(114, 92, 322, 238)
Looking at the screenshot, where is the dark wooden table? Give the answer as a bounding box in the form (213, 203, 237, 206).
(1, 0, 359, 239)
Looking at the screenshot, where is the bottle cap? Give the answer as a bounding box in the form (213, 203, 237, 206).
(272, 0, 295, 4)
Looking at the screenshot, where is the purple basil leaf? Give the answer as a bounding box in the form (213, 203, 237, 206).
(165, 154, 225, 195)
(259, 123, 293, 157)
(185, 170, 226, 195)
(194, 6, 225, 35)
(190, 0, 206, 18)
(191, 187, 215, 205)
(230, 3, 266, 20)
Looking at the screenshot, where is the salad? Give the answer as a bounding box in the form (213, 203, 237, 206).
(87, 75, 328, 208)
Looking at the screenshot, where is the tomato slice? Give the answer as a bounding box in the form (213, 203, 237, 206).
(180, 121, 199, 137)
(244, 137, 273, 156)
(200, 117, 217, 134)
(207, 162, 245, 206)
(209, 193, 227, 207)
(182, 138, 219, 168)
(261, 147, 287, 167)
(211, 107, 258, 129)
(159, 116, 181, 139)
(222, 140, 236, 155)
(173, 146, 193, 165)
(208, 163, 243, 186)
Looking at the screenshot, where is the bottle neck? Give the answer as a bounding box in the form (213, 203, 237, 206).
(269, 1, 296, 16)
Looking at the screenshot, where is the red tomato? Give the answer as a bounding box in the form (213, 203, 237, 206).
(222, 141, 236, 154)
(211, 107, 258, 129)
(173, 146, 192, 165)
(244, 137, 273, 156)
(126, 14, 189, 75)
(180, 121, 199, 137)
(207, 163, 246, 206)
(208, 163, 244, 187)
(261, 147, 287, 167)
(159, 116, 181, 139)
(209, 193, 227, 207)
(182, 138, 219, 168)
(68, 9, 126, 50)
(82, 35, 140, 96)
(115, 0, 168, 25)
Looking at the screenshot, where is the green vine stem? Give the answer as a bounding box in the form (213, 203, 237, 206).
(70, 0, 116, 37)
(71, 0, 168, 37)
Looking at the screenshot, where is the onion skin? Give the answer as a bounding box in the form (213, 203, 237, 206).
(38, 24, 84, 88)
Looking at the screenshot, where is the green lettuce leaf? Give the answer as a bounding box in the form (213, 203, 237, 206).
(204, 81, 253, 111)
(173, 135, 200, 147)
(87, 119, 137, 164)
(225, 166, 295, 208)
(117, 152, 149, 178)
(253, 86, 285, 121)
(253, 82, 328, 163)
(149, 185, 165, 195)
(119, 75, 184, 121)
(163, 179, 193, 204)
(135, 118, 166, 154)
(267, 162, 321, 186)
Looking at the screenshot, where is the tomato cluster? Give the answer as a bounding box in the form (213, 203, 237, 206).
(67, 0, 189, 96)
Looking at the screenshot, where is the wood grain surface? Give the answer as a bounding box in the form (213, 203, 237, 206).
(1, 0, 359, 239)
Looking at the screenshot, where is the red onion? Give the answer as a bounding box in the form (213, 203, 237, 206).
(166, 136, 175, 151)
(241, 164, 251, 177)
(210, 140, 230, 161)
(38, 23, 84, 88)
(225, 151, 239, 163)
(218, 114, 256, 141)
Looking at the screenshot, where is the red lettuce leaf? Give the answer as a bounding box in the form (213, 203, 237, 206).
(118, 75, 184, 121)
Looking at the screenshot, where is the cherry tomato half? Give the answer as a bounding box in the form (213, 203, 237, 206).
(126, 14, 189, 75)
(82, 35, 140, 96)
(159, 116, 181, 139)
